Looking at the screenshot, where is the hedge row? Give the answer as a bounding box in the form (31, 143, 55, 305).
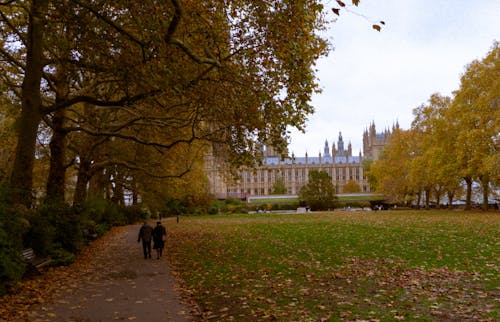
(0, 188, 148, 295)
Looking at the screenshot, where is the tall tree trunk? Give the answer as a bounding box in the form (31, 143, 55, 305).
(9, 0, 48, 207)
(46, 60, 70, 203)
(416, 192, 421, 209)
(481, 176, 489, 211)
(73, 158, 91, 205)
(424, 188, 430, 210)
(88, 168, 106, 200)
(46, 109, 67, 203)
(447, 190, 454, 209)
(132, 178, 139, 205)
(464, 176, 473, 211)
(435, 188, 441, 209)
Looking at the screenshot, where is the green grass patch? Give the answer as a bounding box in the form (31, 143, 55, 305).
(248, 197, 299, 205)
(166, 211, 499, 321)
(336, 194, 385, 201)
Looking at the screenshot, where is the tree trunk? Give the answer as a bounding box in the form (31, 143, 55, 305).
(46, 110, 67, 203)
(424, 188, 430, 210)
(73, 158, 91, 205)
(435, 190, 441, 209)
(88, 168, 106, 200)
(132, 178, 139, 205)
(481, 177, 489, 211)
(464, 177, 473, 210)
(416, 192, 421, 209)
(46, 59, 70, 203)
(9, 0, 48, 207)
(447, 191, 454, 209)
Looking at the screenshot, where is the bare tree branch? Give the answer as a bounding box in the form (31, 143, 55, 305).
(89, 159, 192, 179)
(164, 0, 221, 67)
(0, 46, 25, 71)
(65, 124, 199, 150)
(0, 10, 27, 46)
(44, 88, 162, 113)
(70, 0, 146, 49)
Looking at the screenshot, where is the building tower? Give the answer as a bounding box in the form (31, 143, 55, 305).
(337, 132, 345, 157)
(323, 140, 331, 157)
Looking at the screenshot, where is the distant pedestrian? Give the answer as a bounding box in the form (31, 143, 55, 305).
(152, 221, 167, 259)
(137, 221, 153, 259)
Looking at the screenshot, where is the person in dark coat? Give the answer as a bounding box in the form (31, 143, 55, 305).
(152, 221, 167, 259)
(137, 221, 153, 259)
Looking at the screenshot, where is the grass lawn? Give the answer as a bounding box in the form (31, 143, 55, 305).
(165, 211, 499, 321)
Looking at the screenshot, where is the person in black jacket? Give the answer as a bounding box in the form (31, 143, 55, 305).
(152, 221, 167, 259)
(137, 221, 153, 259)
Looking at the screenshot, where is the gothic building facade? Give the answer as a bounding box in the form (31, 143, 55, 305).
(206, 123, 394, 199)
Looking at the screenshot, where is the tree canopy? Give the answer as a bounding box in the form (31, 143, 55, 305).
(299, 170, 336, 210)
(1, 0, 366, 208)
(368, 42, 499, 210)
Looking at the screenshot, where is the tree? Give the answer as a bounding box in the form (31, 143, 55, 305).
(366, 45, 498, 210)
(271, 177, 287, 195)
(299, 170, 336, 210)
(449, 42, 499, 210)
(410, 93, 458, 208)
(343, 180, 361, 193)
(369, 128, 419, 205)
(1, 0, 348, 207)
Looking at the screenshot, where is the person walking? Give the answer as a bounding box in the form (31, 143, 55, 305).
(137, 221, 153, 259)
(152, 221, 167, 259)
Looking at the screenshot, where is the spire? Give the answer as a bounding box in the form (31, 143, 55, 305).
(337, 132, 345, 156)
(323, 139, 331, 157)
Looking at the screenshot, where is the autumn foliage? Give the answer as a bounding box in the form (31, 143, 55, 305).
(368, 42, 499, 210)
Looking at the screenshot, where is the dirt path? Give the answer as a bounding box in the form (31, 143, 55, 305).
(23, 222, 197, 322)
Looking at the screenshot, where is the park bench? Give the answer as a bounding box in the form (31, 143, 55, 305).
(22, 248, 52, 275)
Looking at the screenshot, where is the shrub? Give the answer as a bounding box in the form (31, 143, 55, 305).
(121, 204, 148, 224)
(0, 185, 28, 295)
(33, 202, 86, 254)
(163, 197, 187, 216)
(48, 247, 76, 266)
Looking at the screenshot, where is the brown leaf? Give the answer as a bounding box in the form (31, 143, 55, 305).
(332, 8, 340, 15)
(336, 0, 346, 7)
(372, 24, 381, 32)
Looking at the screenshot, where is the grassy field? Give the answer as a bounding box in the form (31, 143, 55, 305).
(165, 211, 499, 321)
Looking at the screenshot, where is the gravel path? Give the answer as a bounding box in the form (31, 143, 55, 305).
(27, 222, 197, 322)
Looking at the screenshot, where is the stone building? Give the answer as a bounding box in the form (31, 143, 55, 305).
(206, 123, 393, 199)
(363, 121, 395, 160)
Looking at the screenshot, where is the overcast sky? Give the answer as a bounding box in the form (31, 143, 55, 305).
(287, 0, 500, 156)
